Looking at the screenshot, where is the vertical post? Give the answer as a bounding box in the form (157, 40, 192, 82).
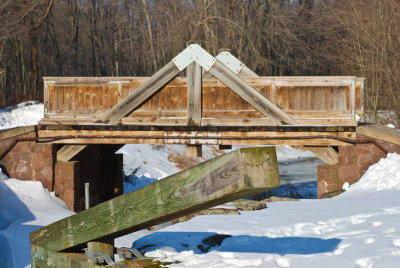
(271, 82, 276, 105)
(187, 61, 202, 157)
(187, 62, 202, 126)
(350, 80, 356, 120)
(85, 182, 90, 210)
(87, 240, 114, 265)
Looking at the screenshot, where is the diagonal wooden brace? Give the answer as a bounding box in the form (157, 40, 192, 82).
(30, 147, 279, 252)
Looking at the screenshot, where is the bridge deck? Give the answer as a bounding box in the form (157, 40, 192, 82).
(37, 124, 356, 146)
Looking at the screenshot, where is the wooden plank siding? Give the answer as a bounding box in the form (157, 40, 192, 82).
(42, 76, 363, 127)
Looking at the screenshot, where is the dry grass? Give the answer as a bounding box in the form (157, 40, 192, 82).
(167, 151, 201, 170)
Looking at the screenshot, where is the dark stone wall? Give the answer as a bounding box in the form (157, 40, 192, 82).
(1, 134, 123, 212)
(0, 132, 56, 190)
(318, 136, 400, 198)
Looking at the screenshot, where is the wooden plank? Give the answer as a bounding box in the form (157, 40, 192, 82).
(0, 126, 36, 141)
(43, 76, 364, 124)
(41, 138, 353, 146)
(356, 78, 364, 114)
(57, 145, 87, 162)
(99, 61, 180, 124)
(357, 124, 400, 146)
(43, 76, 358, 84)
(187, 144, 202, 157)
(31, 244, 89, 268)
(43, 81, 50, 115)
(87, 241, 114, 266)
(208, 61, 297, 125)
(187, 62, 202, 126)
(30, 147, 280, 252)
(350, 80, 356, 119)
(238, 64, 259, 78)
(37, 128, 356, 146)
(270, 83, 276, 104)
(305, 146, 339, 165)
(39, 117, 357, 127)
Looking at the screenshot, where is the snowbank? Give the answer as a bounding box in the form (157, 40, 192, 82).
(349, 153, 400, 191)
(0, 169, 73, 268)
(0, 101, 44, 130)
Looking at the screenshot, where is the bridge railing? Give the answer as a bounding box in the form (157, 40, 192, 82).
(42, 76, 363, 126)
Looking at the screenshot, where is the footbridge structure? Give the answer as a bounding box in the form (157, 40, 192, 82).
(3, 45, 399, 212)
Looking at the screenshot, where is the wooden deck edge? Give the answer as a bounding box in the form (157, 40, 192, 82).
(37, 124, 356, 132)
(357, 124, 400, 145)
(0, 125, 37, 141)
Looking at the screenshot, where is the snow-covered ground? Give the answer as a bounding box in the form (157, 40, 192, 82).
(1, 102, 400, 267)
(0, 101, 44, 130)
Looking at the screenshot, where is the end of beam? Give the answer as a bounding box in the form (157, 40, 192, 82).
(187, 145, 202, 157)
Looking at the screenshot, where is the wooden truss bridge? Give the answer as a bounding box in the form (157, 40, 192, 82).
(0, 44, 396, 266)
(38, 45, 364, 157)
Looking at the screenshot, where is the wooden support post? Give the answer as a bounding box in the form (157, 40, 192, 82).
(186, 62, 202, 157)
(208, 60, 297, 125)
(99, 61, 180, 124)
(30, 147, 279, 252)
(187, 62, 202, 126)
(187, 145, 202, 157)
(87, 241, 114, 257)
(87, 240, 114, 266)
(350, 80, 356, 119)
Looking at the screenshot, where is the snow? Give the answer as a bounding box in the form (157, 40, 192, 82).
(1, 102, 400, 267)
(387, 124, 395, 129)
(131, 159, 400, 267)
(0, 101, 44, 130)
(0, 169, 73, 267)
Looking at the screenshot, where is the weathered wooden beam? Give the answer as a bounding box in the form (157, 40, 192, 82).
(305, 146, 339, 165)
(0, 126, 36, 141)
(208, 60, 297, 125)
(187, 144, 202, 157)
(30, 147, 279, 252)
(187, 62, 202, 126)
(186, 62, 203, 157)
(216, 50, 259, 78)
(56, 145, 87, 162)
(31, 244, 89, 268)
(357, 124, 400, 146)
(99, 61, 180, 124)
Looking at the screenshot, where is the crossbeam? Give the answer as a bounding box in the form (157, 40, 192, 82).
(30, 147, 279, 252)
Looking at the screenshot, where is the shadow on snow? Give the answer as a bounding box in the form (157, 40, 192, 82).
(132, 231, 341, 256)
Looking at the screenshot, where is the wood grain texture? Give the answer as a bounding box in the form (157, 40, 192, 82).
(187, 62, 202, 126)
(0, 126, 36, 141)
(305, 146, 339, 165)
(99, 61, 180, 124)
(357, 124, 400, 145)
(42, 76, 362, 128)
(30, 147, 279, 252)
(57, 145, 87, 162)
(187, 144, 202, 157)
(31, 244, 89, 268)
(37, 127, 356, 146)
(208, 61, 297, 125)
